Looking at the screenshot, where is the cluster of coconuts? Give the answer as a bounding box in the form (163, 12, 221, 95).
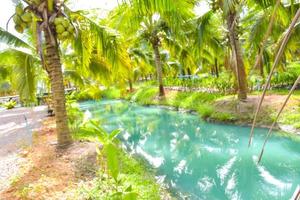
(13, 4, 33, 33)
(54, 17, 75, 41)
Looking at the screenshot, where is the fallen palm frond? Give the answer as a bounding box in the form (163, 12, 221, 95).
(248, 8, 300, 147)
(257, 75, 300, 163)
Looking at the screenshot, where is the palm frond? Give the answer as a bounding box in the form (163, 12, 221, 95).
(0, 27, 32, 49)
(0, 48, 38, 102)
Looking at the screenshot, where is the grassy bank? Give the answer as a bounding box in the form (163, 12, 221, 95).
(101, 84, 300, 132)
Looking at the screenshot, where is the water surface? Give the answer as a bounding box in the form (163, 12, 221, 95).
(80, 100, 300, 200)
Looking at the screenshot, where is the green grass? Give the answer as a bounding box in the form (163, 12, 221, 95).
(280, 112, 300, 129)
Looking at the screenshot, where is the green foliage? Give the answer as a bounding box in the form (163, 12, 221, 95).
(71, 118, 164, 199)
(164, 73, 235, 94)
(66, 97, 84, 134)
(271, 63, 300, 88)
(280, 109, 300, 129)
(197, 104, 214, 119)
(131, 87, 157, 104)
(67, 87, 102, 101)
(4, 100, 17, 109)
(101, 88, 122, 99)
(75, 120, 153, 199)
(211, 112, 237, 122)
(76, 151, 161, 200)
(79, 120, 122, 181)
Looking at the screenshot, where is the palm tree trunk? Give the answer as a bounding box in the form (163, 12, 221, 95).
(258, 54, 264, 77)
(227, 11, 247, 101)
(44, 30, 72, 148)
(253, 0, 281, 75)
(152, 42, 165, 97)
(128, 78, 133, 92)
(215, 58, 219, 78)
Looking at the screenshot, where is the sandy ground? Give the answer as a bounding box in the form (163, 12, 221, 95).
(0, 106, 48, 192)
(1, 117, 99, 200)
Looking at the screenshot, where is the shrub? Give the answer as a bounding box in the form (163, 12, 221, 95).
(131, 87, 157, 105)
(197, 104, 214, 119)
(4, 100, 17, 109)
(101, 87, 122, 99)
(211, 112, 237, 122)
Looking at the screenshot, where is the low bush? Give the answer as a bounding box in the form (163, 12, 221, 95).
(71, 119, 162, 200)
(101, 87, 122, 99)
(131, 87, 157, 105)
(4, 100, 17, 109)
(197, 104, 214, 119)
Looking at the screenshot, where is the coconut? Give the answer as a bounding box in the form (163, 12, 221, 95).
(67, 25, 74, 33)
(13, 15, 22, 25)
(56, 24, 65, 34)
(15, 25, 24, 33)
(62, 31, 69, 38)
(20, 22, 27, 29)
(54, 17, 64, 25)
(15, 5, 23, 16)
(57, 34, 64, 40)
(21, 13, 32, 23)
(62, 20, 69, 28)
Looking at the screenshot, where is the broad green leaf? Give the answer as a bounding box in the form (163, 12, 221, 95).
(106, 142, 119, 181)
(123, 192, 138, 200)
(125, 185, 132, 192)
(109, 129, 121, 141)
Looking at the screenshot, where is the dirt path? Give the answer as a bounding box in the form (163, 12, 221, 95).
(1, 117, 99, 200)
(0, 106, 48, 192)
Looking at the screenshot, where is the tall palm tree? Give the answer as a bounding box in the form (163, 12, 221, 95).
(208, 0, 248, 100)
(1, 0, 128, 148)
(137, 17, 169, 96)
(106, 0, 195, 97)
(8, 0, 74, 147)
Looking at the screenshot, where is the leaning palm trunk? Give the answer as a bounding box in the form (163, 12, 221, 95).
(258, 76, 300, 163)
(152, 43, 165, 97)
(253, 0, 281, 73)
(44, 30, 72, 147)
(248, 9, 300, 147)
(227, 11, 247, 101)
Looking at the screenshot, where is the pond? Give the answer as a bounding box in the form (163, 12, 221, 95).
(80, 99, 300, 200)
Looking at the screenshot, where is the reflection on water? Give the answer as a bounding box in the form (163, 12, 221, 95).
(80, 100, 300, 200)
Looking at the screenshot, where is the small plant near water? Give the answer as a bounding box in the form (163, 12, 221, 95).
(80, 120, 138, 199)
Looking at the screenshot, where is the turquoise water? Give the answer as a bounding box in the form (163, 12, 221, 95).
(80, 100, 300, 200)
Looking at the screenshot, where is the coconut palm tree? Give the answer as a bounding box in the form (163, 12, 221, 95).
(1, 0, 129, 148)
(136, 17, 170, 96)
(205, 0, 248, 100)
(105, 0, 195, 97)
